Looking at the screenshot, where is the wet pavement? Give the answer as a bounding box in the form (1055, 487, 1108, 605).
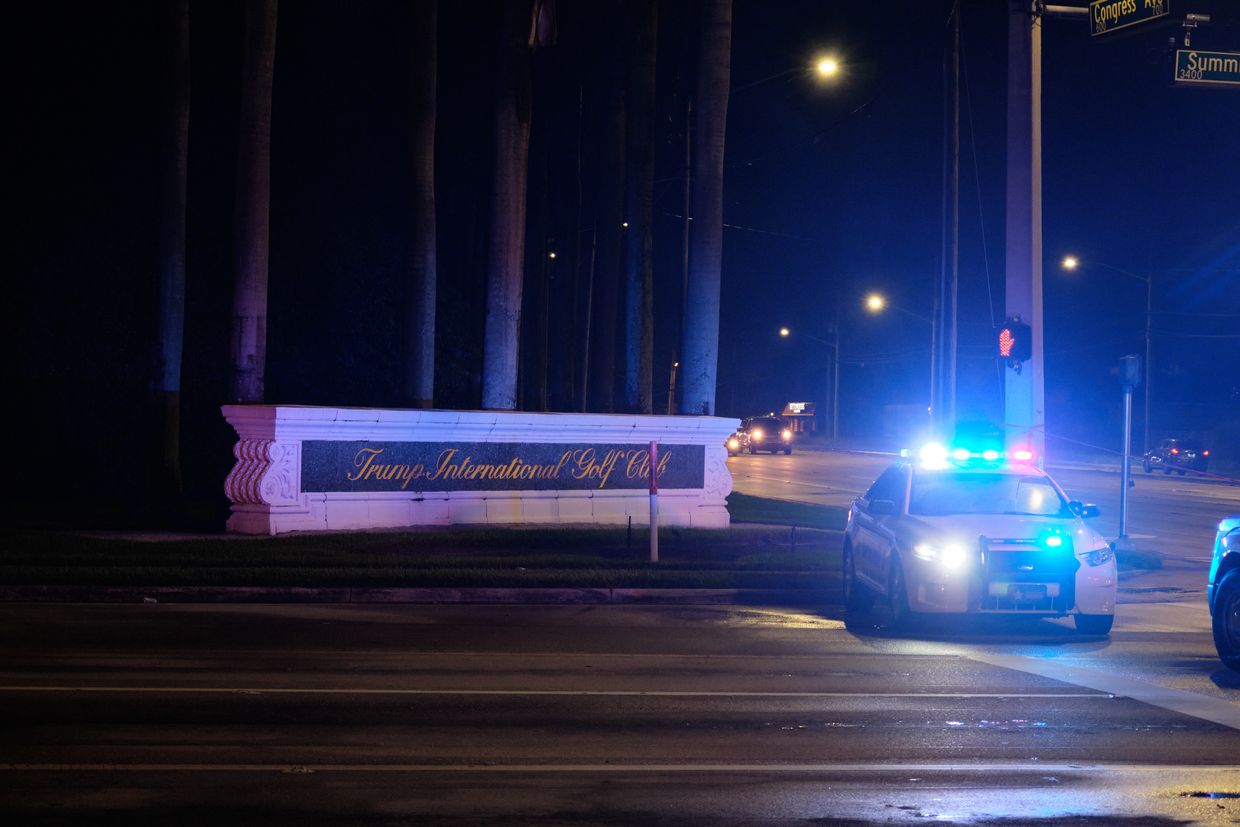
(0, 602, 1236, 823)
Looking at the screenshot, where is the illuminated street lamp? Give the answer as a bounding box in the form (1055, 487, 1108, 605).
(815, 56, 840, 77)
(865, 292, 936, 428)
(779, 325, 839, 442)
(733, 55, 844, 94)
(1060, 254, 1153, 454)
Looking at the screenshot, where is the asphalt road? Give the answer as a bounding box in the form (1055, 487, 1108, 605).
(1, 603, 1237, 824)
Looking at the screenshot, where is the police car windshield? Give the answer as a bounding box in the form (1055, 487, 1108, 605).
(909, 472, 1069, 517)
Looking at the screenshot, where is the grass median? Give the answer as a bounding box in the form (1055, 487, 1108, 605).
(0, 491, 1156, 592)
(0, 494, 846, 591)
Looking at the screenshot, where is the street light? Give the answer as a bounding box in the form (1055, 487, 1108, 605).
(864, 292, 936, 429)
(779, 325, 839, 442)
(1059, 255, 1153, 454)
(732, 55, 845, 94)
(815, 56, 840, 77)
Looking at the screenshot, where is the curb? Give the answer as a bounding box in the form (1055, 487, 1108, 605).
(0, 586, 839, 606)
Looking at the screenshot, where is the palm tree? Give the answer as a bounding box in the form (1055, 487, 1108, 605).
(405, 0, 438, 409)
(229, 0, 277, 403)
(623, 0, 657, 414)
(153, 0, 189, 493)
(587, 4, 626, 414)
(481, 0, 534, 410)
(680, 0, 731, 416)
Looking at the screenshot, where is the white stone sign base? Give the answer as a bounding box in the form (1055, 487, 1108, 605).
(222, 405, 738, 535)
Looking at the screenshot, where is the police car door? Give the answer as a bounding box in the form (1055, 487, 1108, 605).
(855, 465, 908, 589)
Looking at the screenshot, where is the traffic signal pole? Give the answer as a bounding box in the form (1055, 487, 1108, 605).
(1004, 0, 1045, 465)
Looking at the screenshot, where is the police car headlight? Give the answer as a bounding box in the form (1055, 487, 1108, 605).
(752, 429, 764, 441)
(781, 429, 792, 440)
(913, 542, 969, 570)
(727, 437, 740, 450)
(1084, 546, 1113, 567)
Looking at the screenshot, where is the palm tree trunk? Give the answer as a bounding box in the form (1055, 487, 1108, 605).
(152, 0, 189, 495)
(481, 0, 533, 410)
(587, 5, 626, 413)
(681, 0, 731, 416)
(229, 0, 277, 403)
(405, 0, 437, 409)
(623, 0, 657, 414)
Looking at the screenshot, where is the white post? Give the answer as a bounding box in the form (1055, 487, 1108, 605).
(649, 440, 659, 563)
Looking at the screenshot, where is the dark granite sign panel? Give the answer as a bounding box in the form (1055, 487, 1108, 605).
(300, 442, 706, 493)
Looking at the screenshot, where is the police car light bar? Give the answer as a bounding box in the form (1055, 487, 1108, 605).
(902, 443, 1033, 468)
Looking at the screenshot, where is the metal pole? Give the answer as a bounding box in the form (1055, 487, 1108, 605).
(648, 440, 659, 563)
(1119, 386, 1132, 541)
(832, 307, 841, 442)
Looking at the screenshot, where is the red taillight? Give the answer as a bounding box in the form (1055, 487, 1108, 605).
(1170, 448, 1179, 454)
(1012, 449, 1034, 462)
(1204, 450, 1210, 456)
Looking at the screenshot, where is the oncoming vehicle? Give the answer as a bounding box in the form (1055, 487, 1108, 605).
(1208, 515, 1240, 672)
(843, 443, 1117, 635)
(1143, 438, 1209, 475)
(740, 416, 793, 455)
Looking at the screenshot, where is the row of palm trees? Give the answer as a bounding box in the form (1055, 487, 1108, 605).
(151, 0, 733, 493)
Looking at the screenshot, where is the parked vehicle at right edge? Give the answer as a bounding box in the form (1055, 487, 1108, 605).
(1208, 515, 1240, 672)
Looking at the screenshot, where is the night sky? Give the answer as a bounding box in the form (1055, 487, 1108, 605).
(10, 0, 1240, 525)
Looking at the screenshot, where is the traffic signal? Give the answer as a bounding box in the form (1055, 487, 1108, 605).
(997, 318, 1032, 365)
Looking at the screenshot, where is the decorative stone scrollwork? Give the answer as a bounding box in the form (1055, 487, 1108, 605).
(702, 445, 733, 502)
(260, 441, 300, 504)
(225, 439, 300, 506)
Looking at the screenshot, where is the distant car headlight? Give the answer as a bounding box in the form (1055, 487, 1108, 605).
(912, 542, 969, 569)
(752, 429, 764, 441)
(727, 437, 740, 450)
(781, 429, 792, 440)
(1084, 546, 1113, 567)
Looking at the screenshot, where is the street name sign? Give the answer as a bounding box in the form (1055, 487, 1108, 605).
(1089, 0, 1169, 37)
(1174, 49, 1240, 88)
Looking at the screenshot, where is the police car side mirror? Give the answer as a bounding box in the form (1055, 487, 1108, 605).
(870, 499, 898, 516)
(1070, 501, 1100, 519)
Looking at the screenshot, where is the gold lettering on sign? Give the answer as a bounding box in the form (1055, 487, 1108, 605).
(344, 445, 677, 490)
(345, 447, 427, 490)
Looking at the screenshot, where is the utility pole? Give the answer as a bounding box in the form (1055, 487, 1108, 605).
(1004, 0, 1045, 464)
(939, 0, 961, 433)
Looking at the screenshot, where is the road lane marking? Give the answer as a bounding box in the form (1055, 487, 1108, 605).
(2, 762, 1237, 774)
(966, 653, 1240, 732)
(0, 685, 1113, 698)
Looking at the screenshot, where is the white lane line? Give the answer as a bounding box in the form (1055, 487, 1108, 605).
(0, 686, 1112, 699)
(966, 653, 1240, 732)
(2, 762, 1237, 774)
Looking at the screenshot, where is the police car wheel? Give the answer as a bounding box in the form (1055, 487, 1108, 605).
(888, 558, 914, 631)
(842, 542, 871, 613)
(1074, 613, 1114, 636)
(1212, 570, 1240, 672)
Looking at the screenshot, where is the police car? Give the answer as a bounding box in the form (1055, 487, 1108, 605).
(843, 443, 1117, 635)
